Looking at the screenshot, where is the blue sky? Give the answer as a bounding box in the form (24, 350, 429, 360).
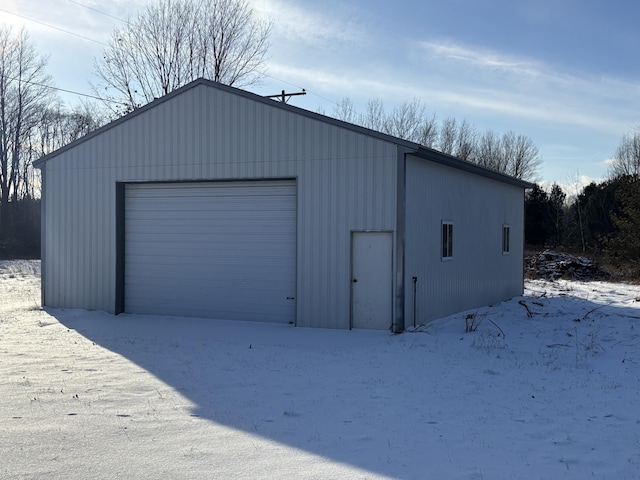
(2, 0, 639, 188)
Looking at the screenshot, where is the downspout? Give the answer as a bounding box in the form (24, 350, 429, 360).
(412, 276, 418, 328)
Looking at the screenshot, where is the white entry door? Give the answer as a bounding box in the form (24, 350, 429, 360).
(351, 231, 393, 330)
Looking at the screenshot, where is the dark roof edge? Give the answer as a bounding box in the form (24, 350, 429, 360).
(33, 78, 535, 190)
(34, 78, 421, 168)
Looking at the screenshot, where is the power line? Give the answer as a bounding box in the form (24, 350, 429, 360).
(61, 3, 342, 113)
(66, 0, 128, 24)
(3, 74, 126, 105)
(256, 69, 342, 111)
(0, 8, 109, 46)
(0, 7, 343, 113)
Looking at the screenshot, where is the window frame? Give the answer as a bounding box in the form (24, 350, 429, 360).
(441, 221, 453, 260)
(502, 224, 510, 255)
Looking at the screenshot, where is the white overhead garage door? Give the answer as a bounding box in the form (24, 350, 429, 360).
(124, 180, 296, 323)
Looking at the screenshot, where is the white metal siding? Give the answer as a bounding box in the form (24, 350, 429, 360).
(124, 181, 296, 323)
(39, 82, 397, 328)
(404, 155, 524, 325)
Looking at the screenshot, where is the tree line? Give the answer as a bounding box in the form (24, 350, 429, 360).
(330, 96, 639, 275)
(0, 27, 104, 257)
(0, 0, 638, 276)
(0, 0, 269, 258)
(525, 132, 640, 276)
(329, 97, 541, 181)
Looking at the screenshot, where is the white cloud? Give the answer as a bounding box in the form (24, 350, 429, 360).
(268, 32, 635, 134)
(0, 0, 135, 44)
(412, 39, 640, 136)
(250, 0, 369, 47)
(539, 174, 605, 197)
(420, 40, 545, 78)
(265, 58, 633, 136)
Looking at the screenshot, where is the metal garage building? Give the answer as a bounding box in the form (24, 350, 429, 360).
(35, 79, 532, 331)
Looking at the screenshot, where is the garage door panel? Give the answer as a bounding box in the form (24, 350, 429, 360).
(127, 203, 296, 217)
(126, 246, 295, 262)
(127, 220, 295, 233)
(127, 261, 294, 276)
(126, 232, 295, 246)
(127, 286, 292, 305)
(125, 181, 296, 323)
(124, 301, 291, 324)
(126, 267, 294, 287)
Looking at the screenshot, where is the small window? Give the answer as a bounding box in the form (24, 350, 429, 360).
(502, 225, 510, 254)
(442, 222, 453, 259)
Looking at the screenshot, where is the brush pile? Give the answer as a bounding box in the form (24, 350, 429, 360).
(525, 250, 610, 281)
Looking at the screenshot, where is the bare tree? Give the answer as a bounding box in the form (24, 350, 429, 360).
(383, 99, 427, 141)
(35, 101, 104, 156)
(454, 119, 476, 161)
(609, 129, 640, 178)
(416, 112, 438, 148)
(332, 97, 356, 123)
(362, 98, 386, 132)
(474, 130, 540, 180)
(0, 26, 54, 228)
(568, 170, 586, 252)
(474, 130, 502, 170)
(333, 97, 439, 147)
(325, 95, 540, 181)
(438, 117, 458, 155)
(502, 131, 540, 181)
(94, 0, 272, 112)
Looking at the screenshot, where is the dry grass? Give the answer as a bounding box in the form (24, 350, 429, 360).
(0, 260, 41, 277)
(596, 255, 640, 284)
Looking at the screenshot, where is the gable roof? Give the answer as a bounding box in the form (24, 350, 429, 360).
(34, 78, 534, 189)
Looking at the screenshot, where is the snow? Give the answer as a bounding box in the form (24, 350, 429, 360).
(1, 260, 639, 479)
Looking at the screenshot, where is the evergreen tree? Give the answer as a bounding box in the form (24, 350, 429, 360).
(548, 183, 566, 248)
(610, 175, 640, 260)
(525, 184, 551, 246)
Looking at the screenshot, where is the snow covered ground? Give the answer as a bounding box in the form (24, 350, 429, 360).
(1, 260, 639, 479)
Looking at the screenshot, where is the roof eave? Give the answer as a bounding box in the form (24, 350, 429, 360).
(411, 146, 536, 189)
(33, 80, 209, 168)
(33, 78, 536, 191)
(34, 78, 421, 169)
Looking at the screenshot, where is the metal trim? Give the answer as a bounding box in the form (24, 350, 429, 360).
(394, 148, 406, 332)
(39, 165, 46, 308)
(115, 182, 125, 314)
(33, 79, 534, 191)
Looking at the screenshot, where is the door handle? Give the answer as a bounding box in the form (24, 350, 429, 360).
(353, 278, 358, 283)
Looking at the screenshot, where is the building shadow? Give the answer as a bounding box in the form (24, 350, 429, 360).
(49, 288, 640, 478)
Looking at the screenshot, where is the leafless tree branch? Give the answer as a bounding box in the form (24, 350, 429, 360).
(93, 0, 272, 114)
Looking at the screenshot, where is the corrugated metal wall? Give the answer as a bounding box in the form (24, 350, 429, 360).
(404, 155, 525, 326)
(40, 83, 398, 329)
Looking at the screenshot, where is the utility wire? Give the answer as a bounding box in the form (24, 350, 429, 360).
(63, 1, 339, 113)
(256, 68, 342, 113)
(0, 6, 341, 111)
(3, 74, 126, 105)
(0, 8, 109, 46)
(66, 0, 128, 24)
